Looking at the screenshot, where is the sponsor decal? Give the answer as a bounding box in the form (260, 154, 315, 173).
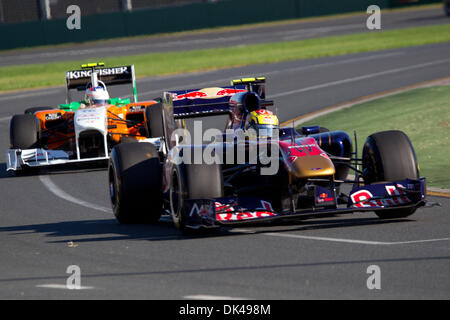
(216, 88, 246, 96)
(288, 156, 298, 163)
(351, 190, 375, 208)
(254, 109, 273, 116)
(350, 185, 410, 208)
(189, 203, 213, 218)
(316, 190, 334, 203)
(128, 105, 145, 113)
(45, 113, 62, 121)
(66, 67, 129, 80)
(172, 88, 246, 101)
(216, 211, 276, 221)
(320, 152, 330, 159)
(280, 138, 323, 161)
(386, 185, 410, 204)
(215, 200, 276, 221)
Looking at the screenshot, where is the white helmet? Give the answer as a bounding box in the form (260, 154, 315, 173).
(84, 84, 109, 106)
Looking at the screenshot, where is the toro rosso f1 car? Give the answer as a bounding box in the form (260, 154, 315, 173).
(7, 63, 161, 172)
(108, 77, 430, 232)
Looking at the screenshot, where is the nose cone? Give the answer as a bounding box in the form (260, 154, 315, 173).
(74, 106, 107, 135)
(290, 154, 335, 178)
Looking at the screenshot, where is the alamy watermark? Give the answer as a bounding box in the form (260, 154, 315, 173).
(367, 5, 381, 30)
(66, 5, 81, 30)
(170, 121, 280, 176)
(66, 265, 81, 289)
(366, 265, 381, 290)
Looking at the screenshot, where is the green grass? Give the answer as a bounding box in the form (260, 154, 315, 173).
(1, 24, 450, 93)
(300, 85, 450, 189)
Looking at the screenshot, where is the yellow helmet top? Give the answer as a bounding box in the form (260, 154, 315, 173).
(247, 109, 279, 126)
(245, 109, 279, 138)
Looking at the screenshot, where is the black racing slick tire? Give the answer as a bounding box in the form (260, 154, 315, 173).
(24, 107, 54, 115)
(362, 130, 420, 219)
(10, 114, 41, 149)
(169, 163, 223, 233)
(146, 103, 164, 138)
(109, 142, 162, 224)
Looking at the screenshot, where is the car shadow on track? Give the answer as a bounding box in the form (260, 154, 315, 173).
(0, 218, 183, 243)
(0, 163, 15, 179)
(0, 214, 413, 244)
(236, 215, 413, 233)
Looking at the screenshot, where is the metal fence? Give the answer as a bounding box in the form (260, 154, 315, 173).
(49, 0, 122, 19)
(0, 0, 41, 23)
(132, 0, 211, 10)
(0, 0, 218, 23)
(0, 0, 444, 50)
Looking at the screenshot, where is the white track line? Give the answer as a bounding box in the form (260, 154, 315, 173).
(0, 88, 61, 102)
(39, 175, 112, 213)
(132, 51, 404, 99)
(263, 232, 450, 246)
(39, 176, 450, 246)
(269, 57, 450, 99)
(184, 294, 249, 300)
(36, 284, 95, 290)
(0, 51, 402, 102)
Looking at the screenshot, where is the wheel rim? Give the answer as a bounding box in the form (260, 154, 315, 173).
(170, 169, 182, 224)
(109, 168, 118, 211)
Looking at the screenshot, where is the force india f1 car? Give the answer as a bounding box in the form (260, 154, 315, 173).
(108, 77, 430, 233)
(7, 63, 161, 172)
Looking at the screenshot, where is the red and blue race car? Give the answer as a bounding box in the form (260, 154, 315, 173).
(107, 77, 431, 233)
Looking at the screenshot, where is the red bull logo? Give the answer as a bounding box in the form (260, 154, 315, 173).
(172, 87, 246, 101)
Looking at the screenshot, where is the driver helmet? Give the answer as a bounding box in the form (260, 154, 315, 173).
(245, 109, 279, 138)
(84, 84, 110, 106)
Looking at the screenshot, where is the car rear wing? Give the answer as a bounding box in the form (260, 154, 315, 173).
(166, 77, 271, 119)
(231, 77, 266, 100)
(167, 86, 246, 119)
(160, 77, 272, 152)
(65, 63, 137, 103)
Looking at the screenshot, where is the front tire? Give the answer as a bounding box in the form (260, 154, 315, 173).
(362, 130, 420, 219)
(170, 163, 223, 233)
(109, 142, 162, 224)
(10, 114, 41, 149)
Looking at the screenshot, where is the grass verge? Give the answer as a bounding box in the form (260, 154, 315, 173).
(1, 24, 450, 93)
(300, 85, 450, 189)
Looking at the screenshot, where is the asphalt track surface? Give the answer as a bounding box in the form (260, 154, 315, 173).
(0, 6, 448, 67)
(0, 10, 450, 300)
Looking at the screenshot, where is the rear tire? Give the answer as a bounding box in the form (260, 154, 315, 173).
(24, 107, 54, 115)
(109, 142, 162, 224)
(170, 163, 223, 233)
(362, 130, 420, 219)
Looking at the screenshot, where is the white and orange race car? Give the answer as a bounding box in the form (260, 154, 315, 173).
(7, 63, 160, 173)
